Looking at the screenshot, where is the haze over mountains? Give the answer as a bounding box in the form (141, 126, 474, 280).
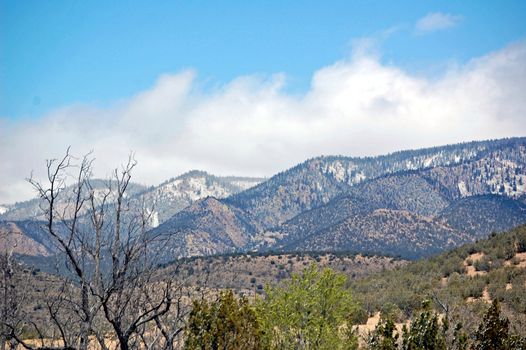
(2, 137, 526, 262)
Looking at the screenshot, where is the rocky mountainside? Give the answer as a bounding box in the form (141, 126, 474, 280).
(149, 197, 262, 259)
(129, 170, 264, 227)
(151, 137, 526, 259)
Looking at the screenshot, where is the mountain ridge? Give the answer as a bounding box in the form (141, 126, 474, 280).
(3, 136, 526, 261)
(147, 137, 526, 259)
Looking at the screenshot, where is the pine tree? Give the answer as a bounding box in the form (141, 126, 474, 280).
(474, 299, 509, 350)
(368, 317, 399, 350)
(401, 300, 446, 350)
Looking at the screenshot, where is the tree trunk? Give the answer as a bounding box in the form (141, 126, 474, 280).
(79, 282, 90, 350)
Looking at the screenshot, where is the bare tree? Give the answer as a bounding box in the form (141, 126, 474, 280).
(19, 149, 182, 350)
(0, 226, 22, 350)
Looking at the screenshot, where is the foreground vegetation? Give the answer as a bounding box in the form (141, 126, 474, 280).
(184, 265, 525, 349)
(2, 223, 526, 348)
(181, 223, 526, 349)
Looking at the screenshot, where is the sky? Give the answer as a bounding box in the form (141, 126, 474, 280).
(1, 1, 526, 204)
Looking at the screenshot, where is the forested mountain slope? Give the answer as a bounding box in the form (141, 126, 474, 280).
(149, 137, 526, 259)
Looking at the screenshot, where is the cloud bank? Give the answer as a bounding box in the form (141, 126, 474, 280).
(415, 12, 463, 34)
(1, 41, 526, 204)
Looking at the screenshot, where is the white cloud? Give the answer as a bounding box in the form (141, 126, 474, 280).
(1, 41, 526, 204)
(415, 12, 463, 34)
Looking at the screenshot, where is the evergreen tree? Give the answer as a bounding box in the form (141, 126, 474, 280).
(401, 300, 446, 350)
(474, 299, 509, 350)
(367, 316, 399, 350)
(452, 323, 468, 350)
(184, 290, 262, 350)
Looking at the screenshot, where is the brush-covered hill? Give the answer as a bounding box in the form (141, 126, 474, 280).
(350, 224, 526, 335)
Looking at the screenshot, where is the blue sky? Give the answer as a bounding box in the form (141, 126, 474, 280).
(2, 0, 526, 119)
(1, 1, 526, 204)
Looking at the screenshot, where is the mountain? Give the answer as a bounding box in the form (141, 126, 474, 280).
(4, 137, 526, 261)
(225, 137, 526, 230)
(438, 195, 526, 238)
(128, 170, 264, 227)
(149, 197, 262, 258)
(0, 171, 263, 226)
(0, 220, 57, 256)
(154, 137, 526, 259)
(0, 171, 264, 260)
(0, 179, 148, 221)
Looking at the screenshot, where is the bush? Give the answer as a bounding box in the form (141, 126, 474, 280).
(257, 265, 359, 349)
(185, 290, 261, 350)
(474, 258, 491, 272)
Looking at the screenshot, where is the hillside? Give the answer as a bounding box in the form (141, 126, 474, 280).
(284, 209, 470, 259)
(13, 250, 407, 338)
(438, 195, 526, 238)
(350, 224, 526, 335)
(149, 197, 262, 258)
(0, 221, 57, 256)
(163, 252, 407, 295)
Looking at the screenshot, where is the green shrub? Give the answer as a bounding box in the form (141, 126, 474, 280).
(257, 265, 359, 350)
(185, 290, 261, 350)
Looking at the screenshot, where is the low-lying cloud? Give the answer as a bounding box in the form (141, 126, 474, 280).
(1, 41, 526, 204)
